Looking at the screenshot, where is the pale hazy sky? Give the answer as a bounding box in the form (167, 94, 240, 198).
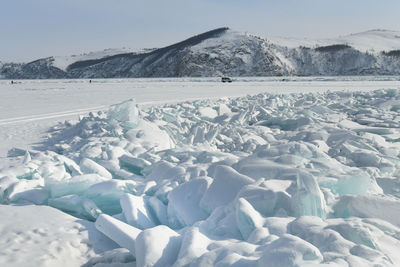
(1, 0, 399, 62)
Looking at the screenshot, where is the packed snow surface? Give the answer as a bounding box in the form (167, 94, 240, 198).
(1, 78, 400, 266)
(0, 205, 120, 267)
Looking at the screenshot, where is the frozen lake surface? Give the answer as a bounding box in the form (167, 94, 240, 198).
(1, 76, 399, 119)
(1, 76, 400, 266)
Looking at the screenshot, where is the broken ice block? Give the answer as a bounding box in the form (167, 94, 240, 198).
(200, 165, 253, 213)
(135, 225, 182, 267)
(235, 198, 263, 240)
(107, 99, 139, 130)
(119, 155, 151, 176)
(95, 214, 141, 256)
(49, 194, 101, 221)
(120, 193, 157, 229)
(167, 177, 212, 226)
(46, 174, 108, 198)
(80, 158, 112, 179)
(291, 171, 327, 218)
(85, 180, 136, 215)
(258, 234, 323, 266)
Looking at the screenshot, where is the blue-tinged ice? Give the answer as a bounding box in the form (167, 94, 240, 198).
(48, 194, 102, 221)
(107, 99, 139, 130)
(291, 171, 327, 218)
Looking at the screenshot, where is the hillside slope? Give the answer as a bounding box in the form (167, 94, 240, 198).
(269, 29, 400, 53)
(1, 28, 400, 79)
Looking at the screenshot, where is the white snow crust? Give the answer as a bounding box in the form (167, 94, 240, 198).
(0, 205, 121, 267)
(51, 48, 142, 71)
(1, 78, 400, 266)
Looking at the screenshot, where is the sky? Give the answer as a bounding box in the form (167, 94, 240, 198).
(1, 0, 399, 62)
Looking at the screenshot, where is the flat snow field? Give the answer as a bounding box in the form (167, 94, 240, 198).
(1, 76, 400, 267)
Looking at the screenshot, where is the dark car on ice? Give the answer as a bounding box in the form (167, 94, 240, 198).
(221, 77, 232, 83)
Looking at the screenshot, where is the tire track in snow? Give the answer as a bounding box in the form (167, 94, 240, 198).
(0, 106, 108, 126)
(0, 98, 206, 126)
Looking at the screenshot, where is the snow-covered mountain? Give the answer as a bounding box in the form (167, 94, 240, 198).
(269, 29, 400, 53)
(1, 27, 400, 79)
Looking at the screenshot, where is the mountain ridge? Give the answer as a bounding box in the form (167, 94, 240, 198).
(1, 27, 400, 79)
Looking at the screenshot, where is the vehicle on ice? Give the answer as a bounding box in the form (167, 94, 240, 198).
(221, 77, 232, 83)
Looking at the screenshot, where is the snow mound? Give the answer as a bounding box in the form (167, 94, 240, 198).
(2, 89, 400, 266)
(0, 205, 120, 267)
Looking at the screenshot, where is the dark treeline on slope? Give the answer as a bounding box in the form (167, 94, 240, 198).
(1, 28, 400, 79)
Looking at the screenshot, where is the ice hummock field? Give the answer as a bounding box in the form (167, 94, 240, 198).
(1, 77, 400, 267)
